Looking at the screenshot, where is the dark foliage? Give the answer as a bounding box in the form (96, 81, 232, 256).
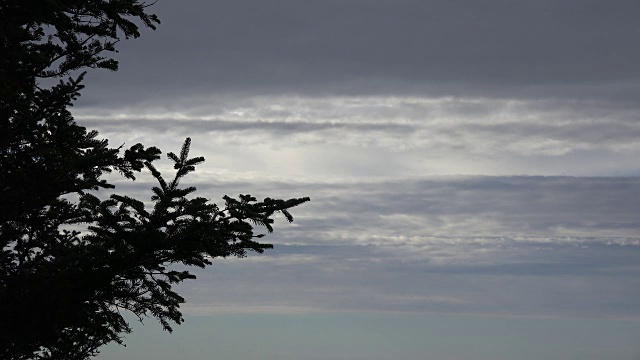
(0, 1, 309, 359)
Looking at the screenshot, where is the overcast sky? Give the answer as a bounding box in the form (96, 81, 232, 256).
(80, 1, 640, 359)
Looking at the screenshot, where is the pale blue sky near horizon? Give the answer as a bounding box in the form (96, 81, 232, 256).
(98, 313, 640, 360)
(77, 0, 640, 358)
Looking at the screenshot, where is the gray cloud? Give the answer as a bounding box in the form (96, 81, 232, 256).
(71, 1, 640, 321)
(176, 241, 640, 318)
(77, 0, 640, 106)
(71, 1, 640, 178)
(106, 175, 640, 243)
(75, 94, 640, 177)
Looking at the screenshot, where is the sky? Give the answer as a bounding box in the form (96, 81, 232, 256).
(76, 1, 640, 359)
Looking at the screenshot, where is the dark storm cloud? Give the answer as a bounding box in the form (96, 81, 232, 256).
(79, 0, 640, 105)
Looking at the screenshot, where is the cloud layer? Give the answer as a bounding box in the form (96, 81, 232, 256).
(77, 94, 640, 177)
(81, 0, 640, 98)
(70, 1, 640, 320)
(104, 175, 640, 318)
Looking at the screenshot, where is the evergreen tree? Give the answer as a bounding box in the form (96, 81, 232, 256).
(0, 1, 309, 359)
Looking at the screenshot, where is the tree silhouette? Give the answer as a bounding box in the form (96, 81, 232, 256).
(0, 1, 309, 359)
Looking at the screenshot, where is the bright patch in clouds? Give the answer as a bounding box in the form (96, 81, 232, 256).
(77, 95, 640, 180)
